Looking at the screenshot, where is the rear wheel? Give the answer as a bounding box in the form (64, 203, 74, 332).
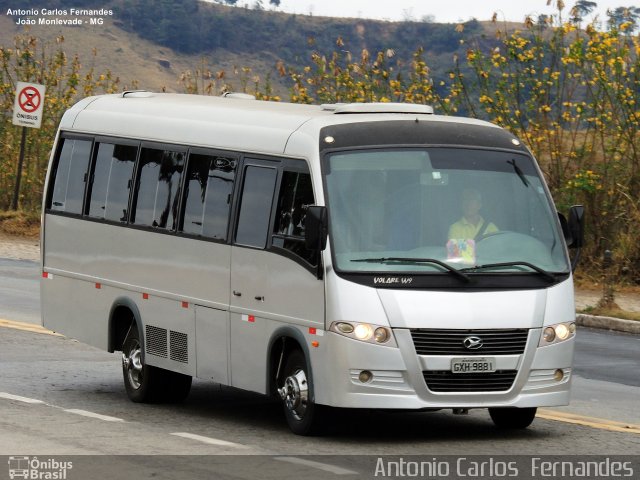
(278, 350, 324, 435)
(121, 325, 192, 403)
(489, 407, 537, 429)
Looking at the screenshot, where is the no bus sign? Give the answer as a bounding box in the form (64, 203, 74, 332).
(13, 82, 46, 129)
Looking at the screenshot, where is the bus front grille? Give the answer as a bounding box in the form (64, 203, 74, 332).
(410, 329, 529, 356)
(422, 370, 517, 392)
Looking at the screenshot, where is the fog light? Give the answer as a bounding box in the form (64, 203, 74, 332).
(554, 369, 564, 381)
(374, 327, 389, 343)
(543, 327, 556, 343)
(358, 370, 373, 383)
(556, 323, 570, 340)
(354, 324, 373, 341)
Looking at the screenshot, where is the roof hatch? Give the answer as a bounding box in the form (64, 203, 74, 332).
(321, 103, 434, 114)
(121, 90, 154, 98)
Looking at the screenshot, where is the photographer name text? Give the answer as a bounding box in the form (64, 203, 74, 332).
(6, 8, 113, 26)
(374, 457, 635, 478)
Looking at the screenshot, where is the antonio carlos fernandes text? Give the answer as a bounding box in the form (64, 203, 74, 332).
(373, 457, 634, 478)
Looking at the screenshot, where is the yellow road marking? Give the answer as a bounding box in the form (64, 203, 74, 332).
(538, 409, 640, 434)
(0, 318, 63, 337)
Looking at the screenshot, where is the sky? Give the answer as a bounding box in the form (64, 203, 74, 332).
(271, 0, 629, 24)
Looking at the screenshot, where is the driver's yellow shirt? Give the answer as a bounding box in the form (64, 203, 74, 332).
(448, 216, 498, 240)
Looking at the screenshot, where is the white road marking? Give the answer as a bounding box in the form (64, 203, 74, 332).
(63, 409, 125, 422)
(0, 392, 45, 404)
(274, 457, 359, 475)
(170, 432, 250, 449)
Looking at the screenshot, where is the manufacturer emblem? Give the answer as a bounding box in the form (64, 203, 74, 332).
(463, 336, 483, 350)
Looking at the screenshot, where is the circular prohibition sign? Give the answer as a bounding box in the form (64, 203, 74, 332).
(18, 86, 42, 113)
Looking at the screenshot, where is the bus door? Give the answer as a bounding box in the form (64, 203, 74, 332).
(229, 158, 324, 393)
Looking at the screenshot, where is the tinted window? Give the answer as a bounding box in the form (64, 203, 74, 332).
(272, 170, 316, 265)
(50, 138, 92, 214)
(132, 147, 185, 230)
(236, 165, 277, 248)
(182, 153, 235, 239)
(89, 143, 137, 222)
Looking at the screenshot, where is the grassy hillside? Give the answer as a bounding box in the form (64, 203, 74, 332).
(0, 0, 498, 96)
(0, 14, 283, 94)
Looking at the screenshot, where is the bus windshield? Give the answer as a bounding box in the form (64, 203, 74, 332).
(324, 148, 570, 276)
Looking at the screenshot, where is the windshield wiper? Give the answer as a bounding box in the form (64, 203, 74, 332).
(351, 257, 471, 282)
(460, 261, 556, 282)
(508, 159, 530, 187)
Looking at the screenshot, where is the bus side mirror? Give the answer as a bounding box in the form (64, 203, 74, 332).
(305, 206, 328, 251)
(567, 205, 584, 249)
(558, 205, 585, 249)
(559, 205, 584, 273)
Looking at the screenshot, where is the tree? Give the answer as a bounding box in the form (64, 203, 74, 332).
(570, 0, 597, 24)
(607, 6, 640, 32)
(537, 14, 551, 27)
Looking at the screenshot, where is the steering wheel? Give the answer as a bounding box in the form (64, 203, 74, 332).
(477, 230, 510, 242)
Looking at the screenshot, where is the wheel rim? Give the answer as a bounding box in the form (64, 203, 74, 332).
(122, 340, 143, 390)
(281, 368, 309, 421)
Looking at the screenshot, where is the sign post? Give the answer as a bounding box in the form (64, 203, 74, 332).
(11, 81, 46, 210)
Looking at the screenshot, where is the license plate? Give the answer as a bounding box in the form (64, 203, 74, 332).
(451, 357, 496, 374)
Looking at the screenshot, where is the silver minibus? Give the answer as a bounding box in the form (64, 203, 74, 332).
(41, 92, 584, 434)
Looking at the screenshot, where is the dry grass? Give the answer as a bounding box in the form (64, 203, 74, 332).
(0, 16, 287, 95)
(0, 211, 40, 238)
(580, 305, 640, 322)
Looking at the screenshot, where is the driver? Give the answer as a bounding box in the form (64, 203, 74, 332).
(448, 188, 498, 240)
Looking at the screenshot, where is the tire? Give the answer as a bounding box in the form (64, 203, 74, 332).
(121, 325, 192, 403)
(489, 407, 537, 429)
(278, 349, 324, 435)
(162, 370, 192, 403)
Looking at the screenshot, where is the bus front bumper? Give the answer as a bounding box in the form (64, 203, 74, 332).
(313, 329, 574, 410)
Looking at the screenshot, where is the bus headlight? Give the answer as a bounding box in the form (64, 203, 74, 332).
(354, 323, 373, 340)
(555, 323, 570, 340)
(330, 322, 397, 347)
(539, 321, 576, 347)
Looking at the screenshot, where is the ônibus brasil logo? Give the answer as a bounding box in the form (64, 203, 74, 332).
(8, 456, 73, 479)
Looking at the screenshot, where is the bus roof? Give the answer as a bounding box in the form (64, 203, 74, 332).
(60, 92, 503, 155)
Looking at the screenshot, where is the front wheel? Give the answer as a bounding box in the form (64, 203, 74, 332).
(278, 350, 325, 435)
(489, 407, 537, 429)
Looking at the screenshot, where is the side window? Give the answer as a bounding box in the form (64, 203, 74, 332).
(235, 165, 277, 248)
(132, 147, 185, 230)
(49, 138, 92, 214)
(272, 170, 317, 265)
(88, 143, 138, 222)
(181, 153, 236, 240)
